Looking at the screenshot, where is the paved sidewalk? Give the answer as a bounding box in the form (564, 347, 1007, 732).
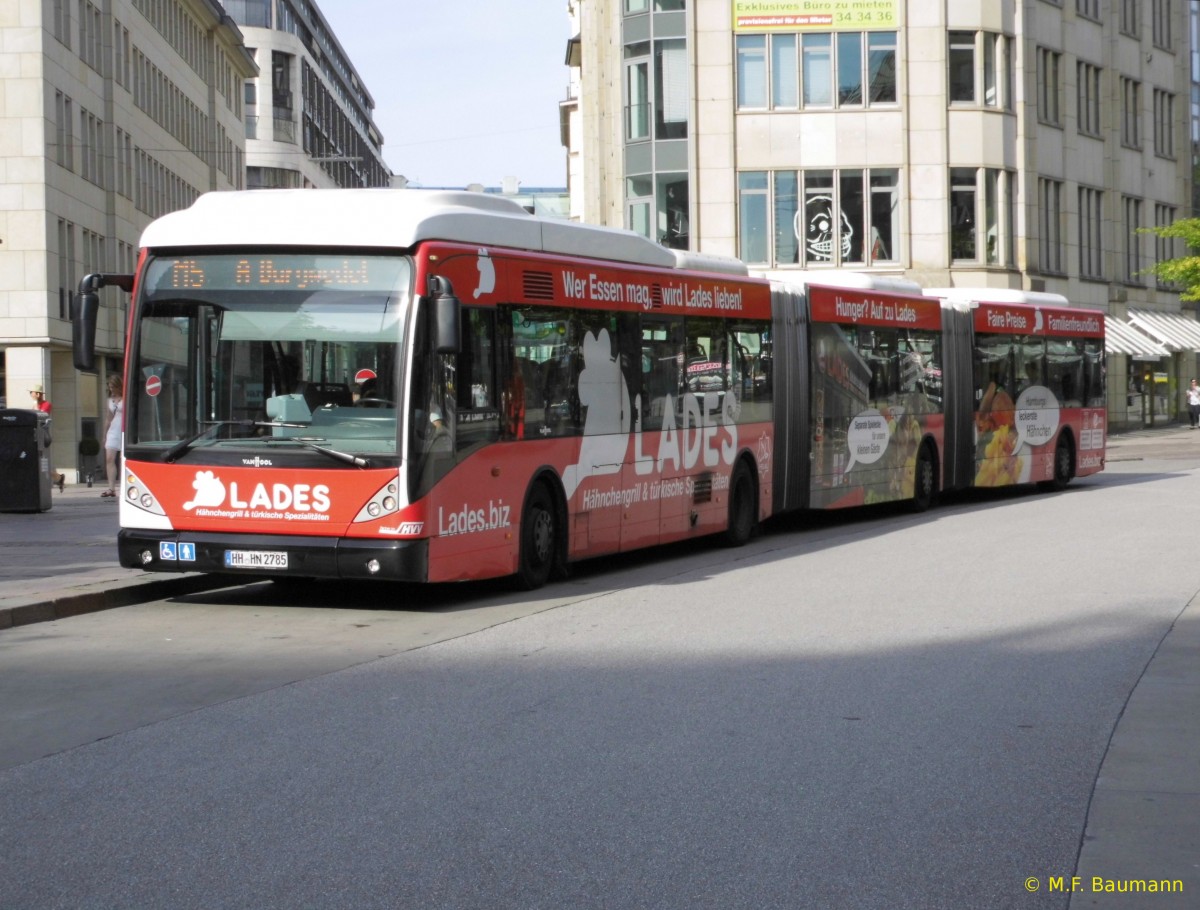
(0, 429, 1196, 904)
(0, 481, 221, 630)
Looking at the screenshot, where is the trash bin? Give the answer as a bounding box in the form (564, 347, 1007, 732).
(0, 409, 53, 512)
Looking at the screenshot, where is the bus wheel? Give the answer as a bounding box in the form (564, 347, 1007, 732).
(516, 484, 557, 590)
(724, 463, 757, 547)
(1042, 435, 1074, 492)
(911, 443, 936, 513)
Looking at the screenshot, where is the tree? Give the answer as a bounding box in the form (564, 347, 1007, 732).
(1139, 218, 1200, 300)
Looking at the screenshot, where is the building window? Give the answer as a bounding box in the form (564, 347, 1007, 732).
(626, 44, 651, 139)
(625, 38, 690, 140)
(114, 22, 130, 88)
(738, 172, 769, 264)
(53, 0, 70, 48)
(1120, 0, 1140, 36)
(627, 175, 654, 241)
(655, 39, 689, 139)
(738, 168, 899, 268)
(1121, 77, 1141, 148)
(80, 108, 103, 187)
(803, 33, 832, 105)
(950, 167, 1015, 265)
(1036, 48, 1061, 126)
(1038, 178, 1064, 274)
(626, 174, 689, 248)
(772, 35, 798, 109)
(1154, 203, 1178, 288)
(736, 31, 896, 110)
(57, 219, 75, 321)
(1152, 0, 1173, 50)
(1153, 89, 1175, 157)
(1077, 62, 1102, 137)
(79, 0, 103, 72)
(54, 91, 73, 171)
(659, 176, 689, 248)
(948, 31, 1011, 108)
(246, 166, 300, 190)
(1078, 187, 1103, 279)
(1123, 196, 1143, 283)
(1076, 0, 1099, 20)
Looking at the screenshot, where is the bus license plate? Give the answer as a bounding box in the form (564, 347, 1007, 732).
(224, 550, 288, 570)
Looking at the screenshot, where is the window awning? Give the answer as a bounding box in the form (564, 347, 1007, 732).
(1105, 317, 1171, 359)
(1127, 309, 1200, 352)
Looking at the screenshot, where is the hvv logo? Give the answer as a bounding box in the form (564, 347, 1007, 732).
(181, 470, 332, 513)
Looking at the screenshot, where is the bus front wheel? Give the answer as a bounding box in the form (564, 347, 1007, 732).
(516, 484, 558, 590)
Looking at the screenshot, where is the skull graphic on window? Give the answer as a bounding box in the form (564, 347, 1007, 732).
(795, 196, 853, 262)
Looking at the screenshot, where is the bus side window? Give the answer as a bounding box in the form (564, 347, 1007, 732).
(642, 315, 684, 431)
(974, 335, 1012, 404)
(1083, 340, 1106, 407)
(456, 307, 498, 451)
(1015, 340, 1045, 398)
(1047, 340, 1084, 407)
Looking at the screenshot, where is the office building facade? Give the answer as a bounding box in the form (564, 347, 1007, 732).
(1, 0, 392, 483)
(0, 0, 254, 478)
(224, 0, 391, 190)
(567, 0, 1200, 429)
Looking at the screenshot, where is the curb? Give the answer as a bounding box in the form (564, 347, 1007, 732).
(0, 574, 230, 630)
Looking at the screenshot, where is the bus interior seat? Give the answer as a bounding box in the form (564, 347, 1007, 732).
(297, 381, 354, 411)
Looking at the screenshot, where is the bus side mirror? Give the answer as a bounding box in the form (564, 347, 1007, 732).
(428, 274, 461, 355)
(73, 273, 133, 371)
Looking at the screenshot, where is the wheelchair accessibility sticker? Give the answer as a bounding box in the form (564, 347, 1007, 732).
(159, 542, 196, 562)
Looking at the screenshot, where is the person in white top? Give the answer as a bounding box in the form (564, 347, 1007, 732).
(101, 375, 124, 497)
(1187, 379, 1200, 429)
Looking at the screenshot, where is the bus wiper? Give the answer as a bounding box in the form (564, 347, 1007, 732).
(164, 420, 258, 462)
(262, 437, 372, 468)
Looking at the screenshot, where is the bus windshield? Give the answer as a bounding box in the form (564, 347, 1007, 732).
(130, 253, 411, 459)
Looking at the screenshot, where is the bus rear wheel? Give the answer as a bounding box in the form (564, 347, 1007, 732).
(911, 443, 936, 513)
(1041, 434, 1074, 492)
(724, 462, 757, 547)
(516, 484, 557, 590)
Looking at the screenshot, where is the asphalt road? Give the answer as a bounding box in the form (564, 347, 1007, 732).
(0, 445, 1196, 909)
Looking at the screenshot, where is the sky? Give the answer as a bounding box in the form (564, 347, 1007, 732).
(317, 1, 573, 189)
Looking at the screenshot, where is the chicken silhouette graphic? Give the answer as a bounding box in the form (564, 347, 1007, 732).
(183, 470, 226, 510)
(562, 328, 631, 498)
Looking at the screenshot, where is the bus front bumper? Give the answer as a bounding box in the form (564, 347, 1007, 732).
(118, 530, 429, 582)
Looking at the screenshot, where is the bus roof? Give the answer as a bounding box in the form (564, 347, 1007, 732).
(759, 270, 924, 297)
(139, 189, 749, 277)
(921, 287, 1072, 308)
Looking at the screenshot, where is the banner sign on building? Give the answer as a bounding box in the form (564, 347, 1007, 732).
(733, 0, 898, 32)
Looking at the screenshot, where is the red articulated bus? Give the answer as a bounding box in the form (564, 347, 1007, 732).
(72, 191, 1104, 588)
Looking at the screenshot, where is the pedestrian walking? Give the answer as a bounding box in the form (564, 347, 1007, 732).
(29, 383, 65, 491)
(102, 376, 124, 498)
(1188, 379, 1200, 429)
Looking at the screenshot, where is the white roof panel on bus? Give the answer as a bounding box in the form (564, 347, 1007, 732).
(922, 287, 1071, 308)
(755, 269, 923, 296)
(137, 189, 735, 273)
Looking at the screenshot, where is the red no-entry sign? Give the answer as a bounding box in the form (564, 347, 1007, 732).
(146, 375, 162, 397)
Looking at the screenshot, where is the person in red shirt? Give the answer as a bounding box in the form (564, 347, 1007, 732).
(29, 383, 51, 413)
(28, 384, 64, 491)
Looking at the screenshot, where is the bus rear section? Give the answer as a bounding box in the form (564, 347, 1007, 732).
(927, 289, 1107, 492)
